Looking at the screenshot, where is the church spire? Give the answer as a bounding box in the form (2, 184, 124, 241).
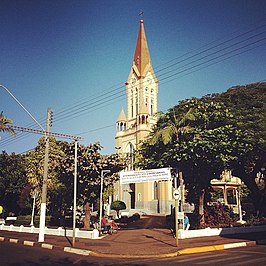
(133, 19, 152, 77)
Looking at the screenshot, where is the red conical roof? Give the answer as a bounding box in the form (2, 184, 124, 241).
(133, 20, 152, 77)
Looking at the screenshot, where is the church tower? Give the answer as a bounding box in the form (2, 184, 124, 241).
(116, 19, 158, 162)
(115, 19, 162, 211)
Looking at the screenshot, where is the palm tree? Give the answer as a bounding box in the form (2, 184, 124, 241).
(149, 108, 195, 145)
(0, 112, 15, 137)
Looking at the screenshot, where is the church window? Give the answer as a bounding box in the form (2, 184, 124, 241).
(136, 96, 138, 115)
(151, 99, 154, 115)
(137, 193, 142, 201)
(131, 98, 133, 117)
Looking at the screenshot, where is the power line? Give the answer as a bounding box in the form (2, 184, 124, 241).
(1, 21, 266, 150)
(51, 23, 266, 124)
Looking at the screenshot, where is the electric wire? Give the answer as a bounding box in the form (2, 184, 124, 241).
(1, 21, 266, 150)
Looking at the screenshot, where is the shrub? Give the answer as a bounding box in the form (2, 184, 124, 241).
(110, 201, 126, 218)
(204, 203, 236, 228)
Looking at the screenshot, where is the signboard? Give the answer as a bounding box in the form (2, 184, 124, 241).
(120, 168, 171, 185)
(173, 189, 180, 199)
(178, 211, 184, 219)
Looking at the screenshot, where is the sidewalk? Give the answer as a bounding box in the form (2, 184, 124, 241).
(0, 215, 265, 258)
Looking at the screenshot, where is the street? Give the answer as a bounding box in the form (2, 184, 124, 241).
(1, 241, 266, 265)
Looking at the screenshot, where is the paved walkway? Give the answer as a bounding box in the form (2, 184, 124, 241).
(1, 215, 265, 258)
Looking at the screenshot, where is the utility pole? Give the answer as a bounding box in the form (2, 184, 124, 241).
(72, 140, 78, 247)
(99, 170, 110, 236)
(38, 107, 52, 242)
(174, 172, 179, 247)
(179, 170, 184, 213)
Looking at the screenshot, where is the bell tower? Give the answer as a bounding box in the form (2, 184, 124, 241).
(116, 19, 158, 160)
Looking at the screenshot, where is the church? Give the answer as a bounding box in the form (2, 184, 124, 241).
(114, 19, 174, 214)
(114, 19, 242, 216)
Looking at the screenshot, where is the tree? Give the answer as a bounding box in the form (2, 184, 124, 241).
(25, 136, 64, 215)
(0, 151, 27, 214)
(213, 82, 266, 215)
(110, 200, 126, 218)
(57, 142, 126, 210)
(0, 112, 15, 137)
(137, 98, 251, 226)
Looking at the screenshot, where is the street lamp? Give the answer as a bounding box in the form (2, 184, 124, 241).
(99, 170, 111, 236)
(0, 84, 44, 131)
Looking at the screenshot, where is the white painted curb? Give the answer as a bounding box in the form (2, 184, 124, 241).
(64, 247, 92, 256)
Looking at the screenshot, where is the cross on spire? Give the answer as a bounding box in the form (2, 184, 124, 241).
(139, 10, 144, 20)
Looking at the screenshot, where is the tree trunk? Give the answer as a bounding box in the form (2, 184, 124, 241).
(199, 189, 205, 226)
(83, 202, 91, 230)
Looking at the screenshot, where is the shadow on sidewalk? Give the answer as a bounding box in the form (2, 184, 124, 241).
(144, 234, 176, 247)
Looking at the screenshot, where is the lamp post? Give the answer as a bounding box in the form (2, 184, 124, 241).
(99, 170, 111, 236)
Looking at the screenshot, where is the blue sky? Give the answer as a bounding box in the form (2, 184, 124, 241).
(0, 0, 265, 155)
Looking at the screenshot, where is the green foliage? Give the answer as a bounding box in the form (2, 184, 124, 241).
(24, 136, 64, 215)
(111, 200, 126, 217)
(57, 142, 126, 209)
(204, 204, 236, 228)
(0, 112, 15, 136)
(13, 215, 51, 226)
(214, 82, 266, 215)
(137, 82, 266, 224)
(0, 151, 27, 214)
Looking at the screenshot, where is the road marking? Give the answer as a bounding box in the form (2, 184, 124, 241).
(0, 237, 5, 241)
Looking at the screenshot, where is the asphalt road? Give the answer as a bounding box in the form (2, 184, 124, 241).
(1, 241, 266, 265)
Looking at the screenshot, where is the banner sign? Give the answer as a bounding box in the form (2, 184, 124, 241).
(120, 168, 171, 184)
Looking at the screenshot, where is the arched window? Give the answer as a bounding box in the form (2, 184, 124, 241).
(136, 96, 138, 115)
(138, 193, 142, 201)
(131, 98, 134, 118)
(141, 115, 145, 124)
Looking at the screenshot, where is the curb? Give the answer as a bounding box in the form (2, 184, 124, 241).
(177, 241, 256, 255)
(0, 235, 259, 259)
